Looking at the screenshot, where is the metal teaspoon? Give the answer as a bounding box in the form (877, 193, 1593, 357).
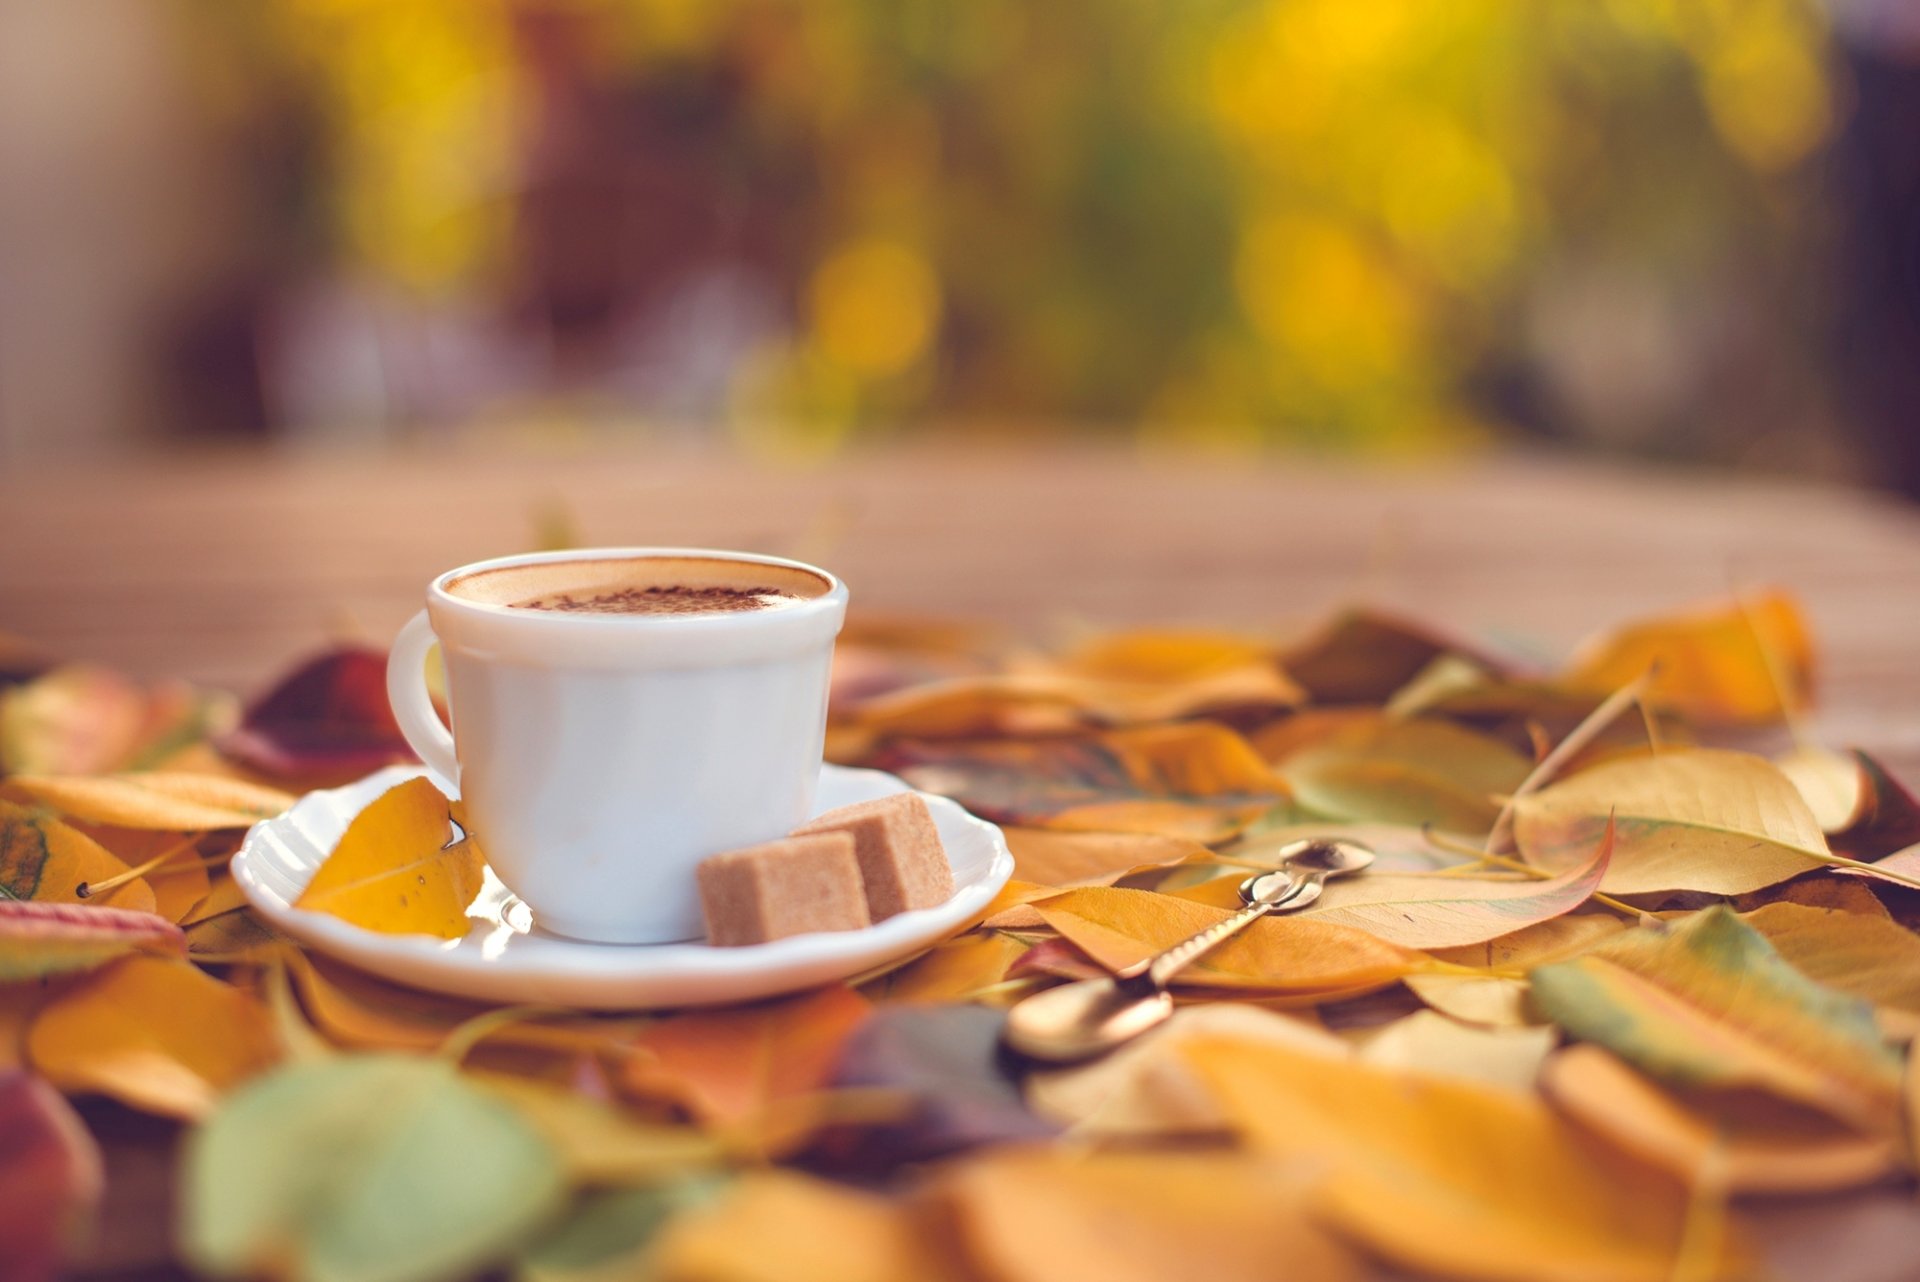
(1000, 838, 1376, 1064)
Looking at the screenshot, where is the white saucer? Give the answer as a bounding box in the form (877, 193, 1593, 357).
(233, 763, 1013, 1010)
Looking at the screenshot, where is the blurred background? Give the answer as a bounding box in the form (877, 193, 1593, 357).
(3, 0, 1919, 492)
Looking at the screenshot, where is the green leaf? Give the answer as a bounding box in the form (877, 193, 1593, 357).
(183, 1054, 566, 1282)
(1530, 907, 1903, 1133)
(517, 1181, 726, 1282)
(1275, 717, 1531, 833)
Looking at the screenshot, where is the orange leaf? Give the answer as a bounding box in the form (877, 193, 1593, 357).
(1004, 828, 1212, 887)
(1186, 1034, 1748, 1282)
(937, 1147, 1358, 1282)
(1544, 1044, 1897, 1195)
(1562, 590, 1811, 725)
(27, 955, 280, 1119)
(880, 723, 1284, 841)
(624, 985, 873, 1131)
(0, 799, 155, 913)
(1033, 886, 1422, 996)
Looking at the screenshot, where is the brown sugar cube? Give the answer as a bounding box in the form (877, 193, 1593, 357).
(793, 792, 954, 920)
(697, 832, 872, 947)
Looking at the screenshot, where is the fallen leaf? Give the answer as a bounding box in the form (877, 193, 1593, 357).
(1830, 751, 1920, 859)
(1260, 816, 1614, 949)
(1186, 1033, 1746, 1282)
(182, 1053, 565, 1282)
(1354, 1010, 1557, 1091)
(1775, 744, 1863, 832)
(1025, 1002, 1346, 1135)
(285, 950, 637, 1059)
(824, 1006, 1058, 1167)
(861, 931, 1028, 1004)
(1739, 899, 1920, 1017)
(180, 869, 248, 927)
(70, 825, 214, 922)
(185, 909, 290, 961)
(1280, 608, 1509, 706)
(1004, 827, 1213, 887)
(1529, 906, 1904, 1133)
(518, 1181, 726, 1282)
(937, 1147, 1359, 1282)
(879, 723, 1286, 841)
(1513, 748, 1830, 894)
(293, 777, 482, 939)
(647, 1171, 957, 1282)
(472, 1072, 723, 1185)
(28, 954, 281, 1118)
(623, 985, 872, 1133)
(1543, 1044, 1898, 1194)
(215, 646, 416, 783)
(0, 899, 185, 980)
(0, 1071, 103, 1282)
(1273, 716, 1532, 832)
(1033, 886, 1424, 997)
(1407, 913, 1630, 1026)
(0, 773, 294, 831)
(0, 799, 156, 912)
(0, 665, 231, 776)
(1561, 589, 1811, 724)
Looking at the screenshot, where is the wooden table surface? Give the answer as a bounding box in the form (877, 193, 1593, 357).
(9, 439, 1920, 1281)
(7, 439, 1920, 770)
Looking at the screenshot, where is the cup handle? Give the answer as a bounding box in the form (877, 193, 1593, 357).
(387, 610, 459, 782)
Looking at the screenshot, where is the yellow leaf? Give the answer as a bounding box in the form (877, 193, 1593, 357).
(0, 799, 155, 913)
(27, 955, 280, 1118)
(1514, 748, 1829, 894)
(623, 985, 872, 1133)
(1774, 745, 1861, 832)
(1530, 907, 1904, 1133)
(1186, 1034, 1748, 1282)
(1025, 1003, 1346, 1136)
(1408, 913, 1629, 1026)
(1354, 1010, 1556, 1091)
(470, 1071, 723, 1185)
(1256, 816, 1613, 949)
(937, 1147, 1359, 1282)
(1740, 899, 1920, 1017)
(883, 723, 1285, 841)
(1562, 589, 1811, 725)
(293, 777, 482, 939)
(649, 1171, 959, 1282)
(862, 932, 1028, 1005)
(71, 826, 214, 923)
(180, 871, 248, 927)
(1004, 828, 1212, 887)
(1033, 886, 1424, 997)
(1544, 1045, 1897, 1195)
(1274, 716, 1531, 833)
(283, 949, 637, 1058)
(1, 773, 293, 831)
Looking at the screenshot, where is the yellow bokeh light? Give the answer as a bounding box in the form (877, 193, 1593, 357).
(808, 238, 942, 377)
(1237, 215, 1422, 391)
(1702, 19, 1831, 172)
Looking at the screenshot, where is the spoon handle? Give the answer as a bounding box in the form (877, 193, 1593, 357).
(1136, 883, 1302, 989)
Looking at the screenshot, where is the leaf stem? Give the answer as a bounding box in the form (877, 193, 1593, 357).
(1486, 669, 1652, 856)
(77, 833, 212, 898)
(1421, 825, 1642, 918)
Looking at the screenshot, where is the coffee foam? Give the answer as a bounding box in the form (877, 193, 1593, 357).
(447, 556, 830, 615)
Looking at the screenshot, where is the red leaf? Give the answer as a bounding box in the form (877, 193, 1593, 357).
(0, 1072, 103, 1282)
(216, 648, 415, 782)
(0, 901, 187, 981)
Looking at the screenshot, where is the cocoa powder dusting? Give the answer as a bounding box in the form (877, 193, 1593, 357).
(511, 585, 796, 615)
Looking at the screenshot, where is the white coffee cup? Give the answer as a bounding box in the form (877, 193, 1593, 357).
(386, 547, 848, 944)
